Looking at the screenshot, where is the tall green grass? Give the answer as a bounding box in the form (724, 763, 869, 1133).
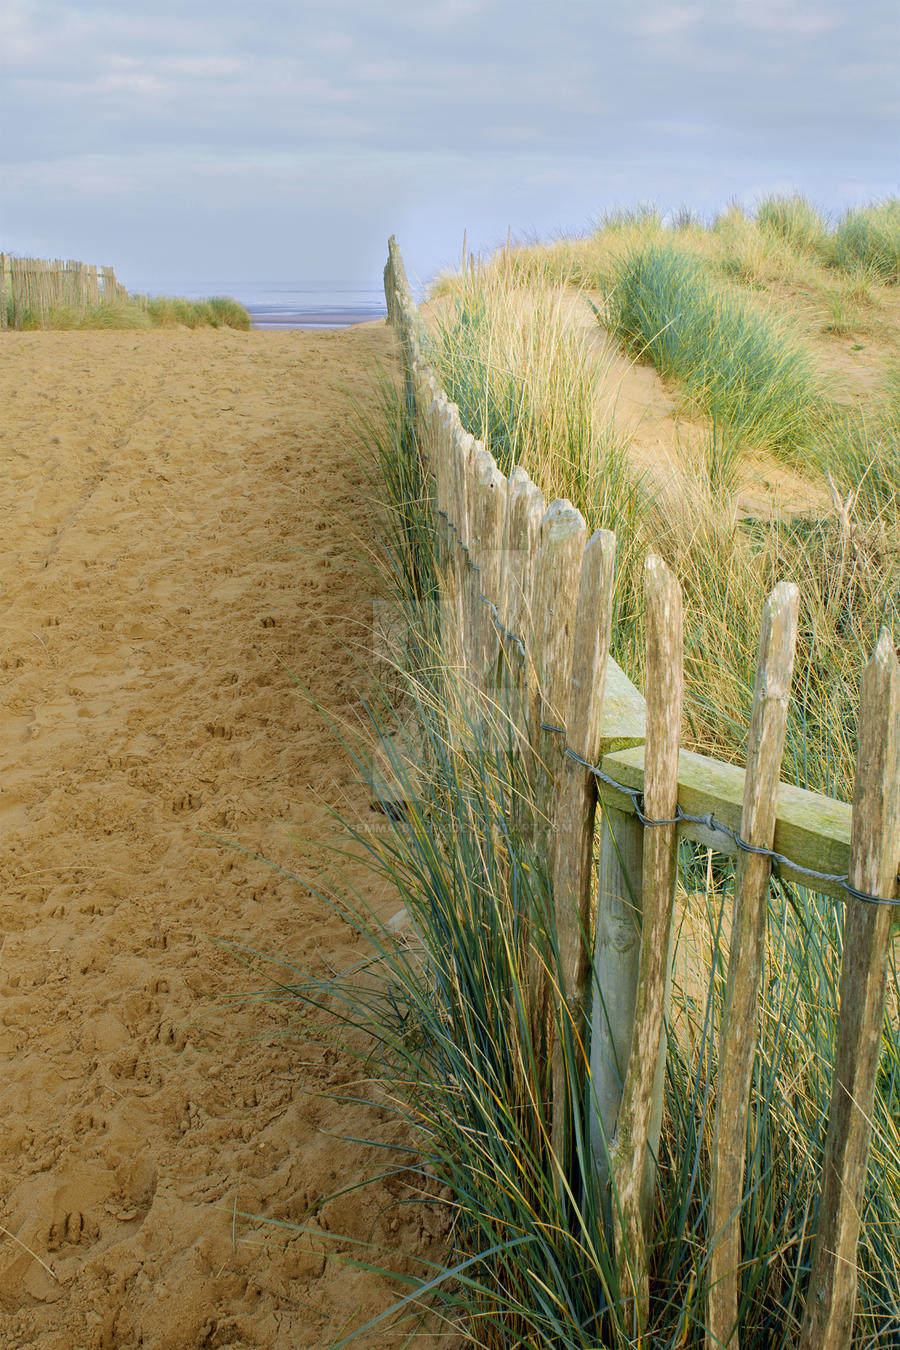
(456, 197, 900, 359)
(279, 375, 900, 1346)
(234, 219, 900, 1344)
(425, 256, 900, 800)
(369, 214, 900, 1346)
(756, 195, 829, 258)
(602, 242, 820, 457)
(428, 266, 651, 667)
(141, 294, 252, 329)
(831, 201, 900, 284)
(431, 273, 630, 502)
(6, 292, 251, 330)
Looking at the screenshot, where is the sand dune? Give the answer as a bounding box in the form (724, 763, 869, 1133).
(0, 326, 446, 1348)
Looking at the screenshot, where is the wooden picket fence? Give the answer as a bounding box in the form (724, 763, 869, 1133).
(0, 253, 128, 330)
(384, 236, 900, 1348)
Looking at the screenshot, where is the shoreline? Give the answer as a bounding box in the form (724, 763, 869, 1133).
(246, 306, 387, 330)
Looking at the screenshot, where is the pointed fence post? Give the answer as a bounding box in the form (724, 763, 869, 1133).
(590, 661, 648, 1195)
(439, 414, 466, 658)
(499, 467, 532, 633)
(529, 500, 587, 854)
(438, 403, 468, 642)
(798, 629, 900, 1350)
(523, 500, 586, 1056)
(592, 803, 644, 1189)
(72, 260, 86, 314)
(472, 450, 507, 691)
(421, 379, 441, 481)
(461, 443, 488, 695)
(432, 389, 462, 658)
(428, 394, 452, 576)
(449, 427, 476, 675)
(502, 470, 545, 749)
(384, 250, 398, 325)
(12, 257, 22, 329)
(497, 465, 531, 705)
(610, 554, 683, 1339)
(707, 581, 800, 1350)
(550, 529, 616, 1160)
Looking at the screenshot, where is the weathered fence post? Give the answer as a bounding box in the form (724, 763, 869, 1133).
(471, 449, 508, 689)
(39, 259, 50, 322)
(0, 253, 7, 332)
(798, 628, 900, 1350)
(529, 500, 587, 853)
(517, 499, 586, 1056)
(707, 581, 800, 1350)
(427, 392, 461, 650)
(461, 443, 487, 695)
(433, 394, 460, 651)
(501, 470, 545, 749)
(383, 249, 398, 326)
(13, 258, 21, 317)
(499, 467, 531, 634)
(449, 426, 476, 674)
(550, 528, 616, 1160)
(433, 394, 460, 660)
(436, 401, 466, 592)
(610, 554, 683, 1338)
(591, 807, 643, 1174)
(589, 660, 648, 1194)
(70, 260, 84, 313)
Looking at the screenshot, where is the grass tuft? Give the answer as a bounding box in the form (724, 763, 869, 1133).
(141, 294, 252, 329)
(756, 195, 829, 258)
(602, 241, 820, 456)
(830, 200, 900, 284)
(7, 293, 251, 331)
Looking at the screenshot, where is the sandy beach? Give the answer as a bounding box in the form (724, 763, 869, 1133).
(0, 325, 446, 1348)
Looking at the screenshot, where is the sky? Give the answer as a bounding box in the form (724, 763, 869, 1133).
(2, 0, 898, 301)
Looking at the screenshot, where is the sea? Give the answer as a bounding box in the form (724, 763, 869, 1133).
(243, 284, 388, 331)
(165, 281, 389, 331)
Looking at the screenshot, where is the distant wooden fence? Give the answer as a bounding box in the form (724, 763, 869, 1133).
(0, 253, 128, 330)
(384, 236, 900, 1349)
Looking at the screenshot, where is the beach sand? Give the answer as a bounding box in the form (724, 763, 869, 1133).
(0, 325, 448, 1348)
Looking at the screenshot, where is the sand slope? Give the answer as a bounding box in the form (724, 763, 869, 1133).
(0, 327, 446, 1349)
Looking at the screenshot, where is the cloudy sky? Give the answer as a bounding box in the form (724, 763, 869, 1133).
(2, 0, 897, 300)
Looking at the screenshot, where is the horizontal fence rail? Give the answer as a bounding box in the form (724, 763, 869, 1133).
(384, 236, 900, 1348)
(0, 254, 128, 330)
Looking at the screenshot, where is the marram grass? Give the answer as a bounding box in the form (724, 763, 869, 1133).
(831, 200, 900, 284)
(364, 379, 900, 1347)
(756, 195, 830, 259)
(441, 196, 900, 356)
(6, 292, 251, 331)
(423, 240, 900, 804)
(251, 373, 900, 1347)
(601, 241, 820, 457)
